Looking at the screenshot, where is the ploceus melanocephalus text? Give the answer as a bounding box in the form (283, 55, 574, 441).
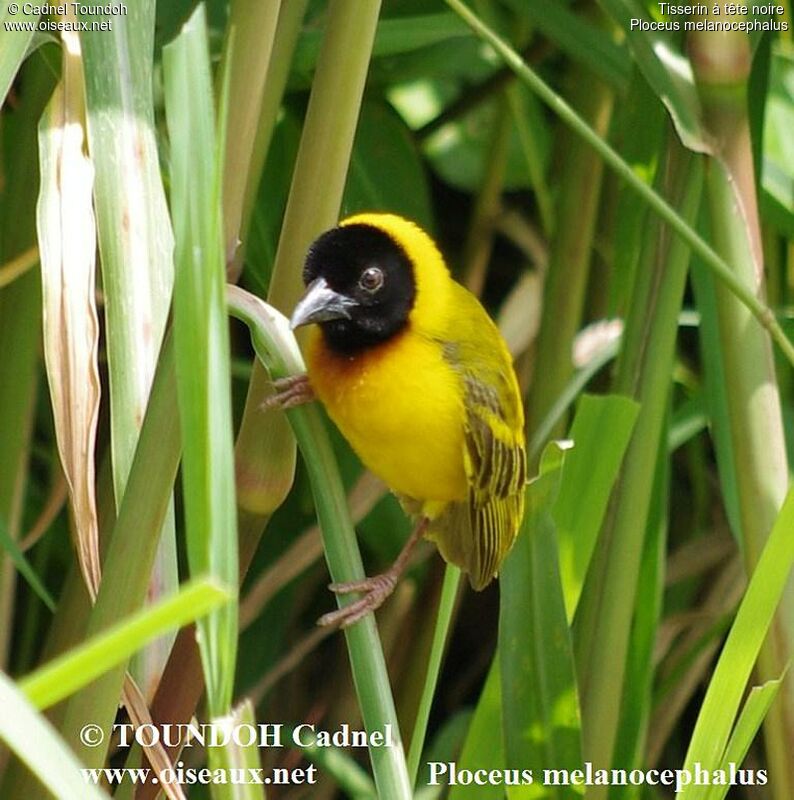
(275, 213, 527, 627)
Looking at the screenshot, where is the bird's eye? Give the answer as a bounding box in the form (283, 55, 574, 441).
(359, 266, 384, 293)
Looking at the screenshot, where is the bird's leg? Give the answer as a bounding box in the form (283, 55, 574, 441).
(261, 374, 315, 411)
(318, 517, 430, 628)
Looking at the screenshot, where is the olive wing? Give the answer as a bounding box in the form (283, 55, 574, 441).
(430, 293, 526, 589)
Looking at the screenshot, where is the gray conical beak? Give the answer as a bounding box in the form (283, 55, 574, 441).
(290, 277, 356, 330)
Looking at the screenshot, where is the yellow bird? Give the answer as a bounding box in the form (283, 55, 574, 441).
(281, 213, 526, 627)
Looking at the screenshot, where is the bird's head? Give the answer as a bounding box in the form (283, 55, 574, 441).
(291, 213, 449, 354)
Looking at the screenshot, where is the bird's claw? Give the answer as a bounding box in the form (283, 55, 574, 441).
(261, 374, 315, 411)
(317, 573, 398, 628)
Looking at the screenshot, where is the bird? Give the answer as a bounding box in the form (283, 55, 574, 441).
(278, 212, 526, 627)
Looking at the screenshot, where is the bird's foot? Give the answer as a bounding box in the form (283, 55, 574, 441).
(317, 572, 398, 628)
(261, 374, 315, 411)
(317, 517, 429, 628)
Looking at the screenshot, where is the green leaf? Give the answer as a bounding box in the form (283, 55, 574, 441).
(499, 441, 583, 799)
(610, 436, 669, 796)
(0, 7, 38, 109)
(761, 47, 794, 236)
(0, 671, 109, 800)
(208, 701, 269, 800)
(519, 0, 630, 91)
(680, 486, 794, 799)
(554, 394, 639, 621)
(0, 517, 55, 612)
(344, 101, 433, 228)
(448, 662, 505, 800)
(607, 68, 666, 315)
(292, 12, 473, 77)
(20, 578, 231, 710)
(371, 11, 472, 55)
(423, 85, 539, 192)
(78, 0, 179, 691)
(597, 0, 709, 153)
(704, 676, 783, 800)
(690, 260, 743, 541)
(163, 4, 239, 717)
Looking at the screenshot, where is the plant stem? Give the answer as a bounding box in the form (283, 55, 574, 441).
(228, 286, 412, 799)
(461, 93, 511, 296)
(524, 32, 614, 444)
(220, 0, 281, 273)
(407, 564, 460, 786)
(228, 0, 309, 282)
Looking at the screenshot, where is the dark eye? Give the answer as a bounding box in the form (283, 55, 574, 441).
(359, 266, 384, 293)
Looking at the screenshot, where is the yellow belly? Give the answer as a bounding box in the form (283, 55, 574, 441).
(306, 327, 467, 504)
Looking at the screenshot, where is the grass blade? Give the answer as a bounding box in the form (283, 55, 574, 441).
(500, 442, 583, 798)
(79, 0, 178, 692)
(573, 140, 701, 796)
(0, 518, 55, 612)
(408, 564, 461, 786)
(705, 677, 784, 800)
(597, 0, 708, 152)
(207, 701, 268, 800)
(447, 662, 504, 800)
(0, 672, 109, 800)
(0, 8, 38, 108)
(163, 5, 239, 718)
(20, 578, 230, 710)
(553, 394, 639, 621)
(680, 488, 794, 799)
(58, 336, 180, 769)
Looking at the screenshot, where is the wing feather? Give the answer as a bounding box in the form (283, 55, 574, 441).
(428, 314, 526, 589)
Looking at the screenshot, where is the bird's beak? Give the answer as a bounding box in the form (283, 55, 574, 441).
(290, 277, 357, 330)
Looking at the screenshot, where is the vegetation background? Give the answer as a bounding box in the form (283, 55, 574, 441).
(1, 0, 793, 799)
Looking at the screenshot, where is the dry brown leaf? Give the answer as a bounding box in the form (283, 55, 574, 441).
(36, 29, 101, 597)
(122, 675, 187, 800)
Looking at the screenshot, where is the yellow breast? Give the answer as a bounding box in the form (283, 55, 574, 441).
(305, 326, 468, 504)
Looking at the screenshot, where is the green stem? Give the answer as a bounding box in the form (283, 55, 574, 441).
(461, 93, 511, 296)
(235, 0, 382, 514)
(268, 0, 383, 312)
(524, 43, 614, 444)
(0, 246, 37, 289)
(443, 0, 794, 368)
(227, 286, 412, 800)
(220, 0, 281, 271)
(229, 0, 309, 283)
(407, 564, 461, 787)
